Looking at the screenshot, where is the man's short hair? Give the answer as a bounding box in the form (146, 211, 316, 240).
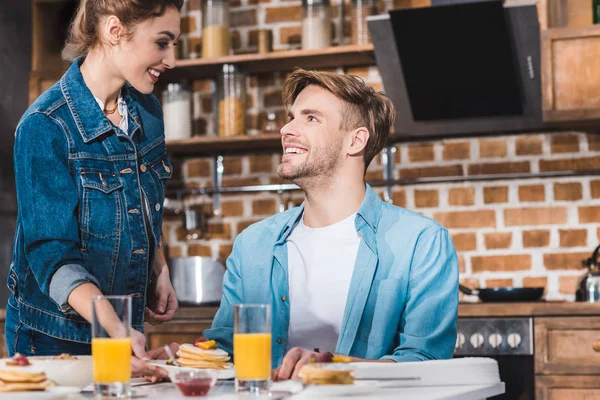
(282, 69, 396, 171)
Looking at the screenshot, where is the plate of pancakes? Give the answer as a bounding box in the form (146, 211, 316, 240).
(0, 367, 78, 399)
(150, 343, 235, 380)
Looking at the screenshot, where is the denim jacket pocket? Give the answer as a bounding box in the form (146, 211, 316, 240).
(79, 170, 124, 242)
(148, 155, 173, 200)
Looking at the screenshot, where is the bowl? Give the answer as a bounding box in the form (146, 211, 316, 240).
(29, 356, 93, 389)
(170, 370, 218, 397)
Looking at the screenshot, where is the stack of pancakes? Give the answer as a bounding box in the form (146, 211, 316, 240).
(0, 369, 55, 392)
(299, 363, 355, 385)
(176, 343, 233, 370)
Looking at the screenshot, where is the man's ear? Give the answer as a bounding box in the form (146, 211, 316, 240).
(347, 127, 370, 156)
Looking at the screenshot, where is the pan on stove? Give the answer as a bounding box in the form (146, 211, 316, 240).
(459, 284, 544, 302)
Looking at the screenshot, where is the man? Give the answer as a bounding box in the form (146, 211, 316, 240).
(203, 69, 459, 380)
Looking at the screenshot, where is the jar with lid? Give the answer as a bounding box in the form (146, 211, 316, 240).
(352, 0, 379, 45)
(202, 0, 230, 58)
(218, 64, 246, 137)
(302, 0, 332, 50)
(162, 82, 192, 141)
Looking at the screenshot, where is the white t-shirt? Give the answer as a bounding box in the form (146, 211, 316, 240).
(285, 213, 361, 353)
(94, 91, 129, 134)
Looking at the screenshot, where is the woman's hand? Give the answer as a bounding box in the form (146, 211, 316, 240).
(130, 330, 168, 379)
(146, 264, 178, 325)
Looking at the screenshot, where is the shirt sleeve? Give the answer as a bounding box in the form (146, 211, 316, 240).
(381, 227, 459, 362)
(15, 113, 100, 312)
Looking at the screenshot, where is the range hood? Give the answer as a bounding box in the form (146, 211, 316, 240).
(367, 0, 543, 139)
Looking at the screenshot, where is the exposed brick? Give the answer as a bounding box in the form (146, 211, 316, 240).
(167, 245, 183, 258)
(479, 139, 507, 158)
(559, 229, 587, 247)
(468, 161, 530, 175)
(264, 90, 282, 108)
(187, 159, 211, 178)
(458, 255, 466, 273)
(365, 170, 384, 181)
(279, 26, 302, 44)
(554, 182, 583, 201)
(248, 29, 260, 47)
(588, 133, 600, 151)
(559, 275, 580, 294)
(391, 190, 406, 207)
(207, 222, 233, 239)
(222, 177, 262, 187)
(544, 252, 590, 270)
(408, 143, 435, 162)
(265, 6, 302, 23)
(540, 157, 600, 172)
(442, 141, 470, 160)
(591, 180, 600, 198)
(523, 277, 548, 292)
(459, 278, 480, 300)
(483, 186, 508, 204)
(518, 185, 545, 202)
(231, 30, 241, 50)
(523, 230, 550, 248)
(399, 165, 463, 179)
(201, 95, 213, 113)
(237, 218, 263, 233)
(448, 188, 475, 206)
(516, 135, 543, 155)
(504, 207, 568, 226)
(252, 199, 276, 215)
(414, 189, 439, 208)
(188, 37, 202, 56)
(579, 206, 600, 223)
(452, 233, 477, 251)
(249, 155, 274, 173)
(189, 0, 200, 10)
(181, 16, 197, 35)
(218, 244, 233, 263)
(188, 245, 212, 257)
(223, 157, 243, 175)
(220, 200, 245, 217)
(346, 67, 370, 79)
(551, 133, 580, 153)
(230, 9, 257, 27)
(484, 232, 512, 249)
(193, 80, 213, 93)
(434, 210, 496, 229)
(486, 278, 513, 288)
(471, 255, 531, 272)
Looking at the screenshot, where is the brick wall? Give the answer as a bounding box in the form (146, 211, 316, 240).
(165, 1, 600, 301)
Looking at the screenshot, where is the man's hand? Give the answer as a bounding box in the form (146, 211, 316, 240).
(142, 342, 181, 383)
(146, 265, 178, 325)
(130, 330, 168, 379)
(272, 348, 333, 381)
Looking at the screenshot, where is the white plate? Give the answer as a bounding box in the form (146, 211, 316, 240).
(298, 381, 380, 397)
(1, 391, 78, 400)
(149, 360, 235, 380)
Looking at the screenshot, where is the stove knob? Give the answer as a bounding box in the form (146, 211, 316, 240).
(489, 333, 503, 348)
(470, 333, 485, 349)
(455, 333, 466, 349)
(508, 333, 522, 349)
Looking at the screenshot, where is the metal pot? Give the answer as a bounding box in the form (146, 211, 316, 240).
(576, 244, 600, 302)
(169, 257, 225, 306)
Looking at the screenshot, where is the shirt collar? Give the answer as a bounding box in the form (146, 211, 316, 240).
(93, 90, 127, 117)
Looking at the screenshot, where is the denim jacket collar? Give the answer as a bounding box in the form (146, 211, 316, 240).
(60, 59, 118, 143)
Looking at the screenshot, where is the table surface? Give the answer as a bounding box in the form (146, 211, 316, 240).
(74, 379, 505, 400)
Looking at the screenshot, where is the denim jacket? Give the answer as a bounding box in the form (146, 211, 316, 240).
(6, 59, 172, 343)
(204, 185, 459, 368)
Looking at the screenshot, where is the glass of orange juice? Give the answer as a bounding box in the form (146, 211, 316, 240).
(91, 295, 132, 398)
(234, 303, 272, 395)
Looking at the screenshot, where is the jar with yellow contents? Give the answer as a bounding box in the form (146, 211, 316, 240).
(202, 0, 230, 58)
(218, 64, 247, 137)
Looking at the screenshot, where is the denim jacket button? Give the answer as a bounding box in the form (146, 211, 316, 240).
(140, 164, 147, 172)
(276, 338, 282, 344)
(133, 249, 145, 255)
(155, 203, 160, 211)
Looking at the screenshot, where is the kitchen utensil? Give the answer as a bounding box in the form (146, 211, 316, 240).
(576, 244, 600, 302)
(169, 257, 225, 306)
(164, 345, 180, 367)
(459, 284, 544, 302)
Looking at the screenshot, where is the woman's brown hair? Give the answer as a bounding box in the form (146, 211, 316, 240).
(62, 0, 184, 61)
(282, 68, 396, 172)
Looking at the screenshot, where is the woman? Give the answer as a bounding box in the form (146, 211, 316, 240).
(5, 0, 182, 377)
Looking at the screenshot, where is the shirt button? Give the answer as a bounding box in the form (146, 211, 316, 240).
(155, 203, 160, 211)
(276, 338, 282, 344)
(140, 164, 147, 172)
(281, 296, 286, 302)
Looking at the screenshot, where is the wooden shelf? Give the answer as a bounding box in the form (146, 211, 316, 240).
(166, 133, 282, 156)
(161, 44, 375, 82)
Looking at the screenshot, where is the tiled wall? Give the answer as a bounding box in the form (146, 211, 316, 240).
(165, 1, 600, 301)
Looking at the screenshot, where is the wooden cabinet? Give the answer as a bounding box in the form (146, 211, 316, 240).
(536, 376, 600, 400)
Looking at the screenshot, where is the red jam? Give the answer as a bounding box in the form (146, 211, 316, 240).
(175, 378, 213, 397)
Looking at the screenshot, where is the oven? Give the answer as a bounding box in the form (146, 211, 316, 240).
(454, 317, 534, 400)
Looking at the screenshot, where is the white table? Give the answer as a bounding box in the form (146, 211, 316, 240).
(80, 379, 505, 399)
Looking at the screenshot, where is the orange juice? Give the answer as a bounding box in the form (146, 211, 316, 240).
(92, 337, 131, 383)
(233, 333, 271, 380)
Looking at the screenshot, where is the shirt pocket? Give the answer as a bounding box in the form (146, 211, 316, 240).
(79, 170, 124, 240)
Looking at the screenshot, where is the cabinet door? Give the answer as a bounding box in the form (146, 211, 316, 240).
(535, 317, 600, 375)
(536, 375, 600, 400)
(145, 322, 213, 350)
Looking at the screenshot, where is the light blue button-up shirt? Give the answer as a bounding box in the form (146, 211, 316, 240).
(204, 184, 459, 367)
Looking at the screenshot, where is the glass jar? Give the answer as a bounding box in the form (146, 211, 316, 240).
(218, 64, 246, 137)
(202, 0, 230, 58)
(162, 83, 192, 141)
(352, 0, 379, 45)
(302, 0, 332, 50)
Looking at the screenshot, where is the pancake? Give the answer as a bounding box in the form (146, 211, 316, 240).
(176, 343, 233, 370)
(299, 364, 355, 385)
